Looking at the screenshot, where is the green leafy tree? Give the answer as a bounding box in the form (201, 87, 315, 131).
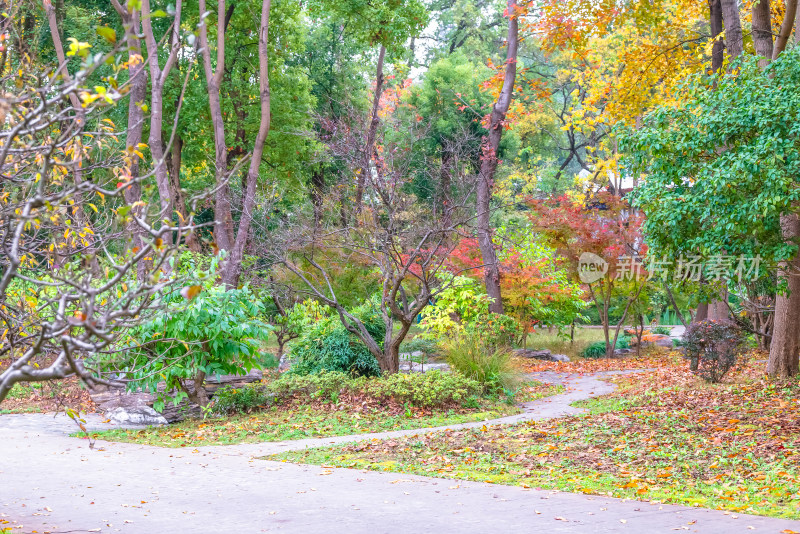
(620, 50, 800, 376)
(109, 256, 272, 409)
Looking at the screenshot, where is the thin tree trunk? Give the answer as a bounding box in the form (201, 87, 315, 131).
(222, 0, 272, 288)
(709, 0, 724, 72)
(45, 0, 101, 273)
(311, 167, 325, 231)
(112, 1, 148, 280)
(355, 45, 386, 215)
(774, 0, 798, 58)
(198, 0, 235, 253)
(440, 149, 453, 228)
(165, 132, 202, 252)
(768, 213, 800, 377)
(664, 284, 689, 327)
(795, 0, 800, 43)
(752, 0, 774, 65)
(720, 0, 744, 58)
(142, 0, 182, 250)
(477, 0, 519, 315)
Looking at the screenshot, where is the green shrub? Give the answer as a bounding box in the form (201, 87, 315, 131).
(581, 341, 607, 359)
(211, 383, 274, 415)
(464, 313, 522, 351)
(441, 333, 521, 393)
(581, 335, 631, 358)
(268, 371, 351, 400)
(355, 370, 481, 407)
(105, 276, 272, 410)
(289, 302, 383, 377)
(682, 320, 746, 383)
(267, 369, 481, 408)
(651, 326, 673, 335)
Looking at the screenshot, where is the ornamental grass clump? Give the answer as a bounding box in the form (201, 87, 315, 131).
(441, 333, 521, 393)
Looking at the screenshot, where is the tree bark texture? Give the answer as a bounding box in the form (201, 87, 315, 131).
(720, 0, 744, 58)
(751, 0, 774, 65)
(476, 0, 519, 314)
(768, 213, 800, 377)
(709, 0, 724, 72)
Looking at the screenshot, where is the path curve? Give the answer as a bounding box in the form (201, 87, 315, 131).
(1, 370, 798, 534)
(195, 369, 633, 457)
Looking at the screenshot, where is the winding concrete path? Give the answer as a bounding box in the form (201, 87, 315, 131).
(1, 371, 798, 533)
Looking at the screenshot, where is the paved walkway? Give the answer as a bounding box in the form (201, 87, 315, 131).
(1, 371, 798, 534)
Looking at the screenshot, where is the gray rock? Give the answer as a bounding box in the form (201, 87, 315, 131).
(513, 349, 569, 362)
(629, 334, 673, 349)
(106, 406, 168, 426)
(613, 348, 634, 356)
(513, 349, 552, 359)
(90, 369, 263, 424)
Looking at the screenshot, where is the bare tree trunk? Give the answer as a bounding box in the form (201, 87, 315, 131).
(709, 0, 724, 72)
(165, 132, 201, 252)
(664, 284, 689, 327)
(752, 0, 774, 65)
(796, 0, 800, 43)
(708, 286, 730, 322)
(222, 0, 272, 288)
(142, 0, 182, 246)
(477, 0, 519, 315)
(440, 149, 454, 228)
(768, 213, 800, 377)
(382, 320, 411, 373)
(355, 45, 386, 215)
(774, 0, 798, 58)
(694, 302, 709, 322)
(311, 167, 325, 231)
(180, 370, 209, 408)
(198, 0, 235, 253)
(112, 1, 148, 280)
(720, 0, 744, 58)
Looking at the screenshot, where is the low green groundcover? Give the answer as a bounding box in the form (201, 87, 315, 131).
(84, 377, 562, 448)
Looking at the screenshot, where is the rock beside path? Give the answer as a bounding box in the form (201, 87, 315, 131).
(106, 406, 169, 426)
(90, 369, 263, 424)
(630, 334, 673, 349)
(513, 348, 570, 362)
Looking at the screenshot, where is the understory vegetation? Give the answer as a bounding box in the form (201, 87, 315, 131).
(86, 375, 562, 447)
(273, 358, 800, 519)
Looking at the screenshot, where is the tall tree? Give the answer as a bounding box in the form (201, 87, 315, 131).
(476, 0, 519, 314)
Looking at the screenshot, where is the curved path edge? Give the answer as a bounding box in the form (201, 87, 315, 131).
(195, 369, 636, 457)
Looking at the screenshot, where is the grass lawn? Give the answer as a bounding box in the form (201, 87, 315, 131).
(273, 358, 800, 519)
(525, 327, 608, 360)
(84, 380, 563, 448)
